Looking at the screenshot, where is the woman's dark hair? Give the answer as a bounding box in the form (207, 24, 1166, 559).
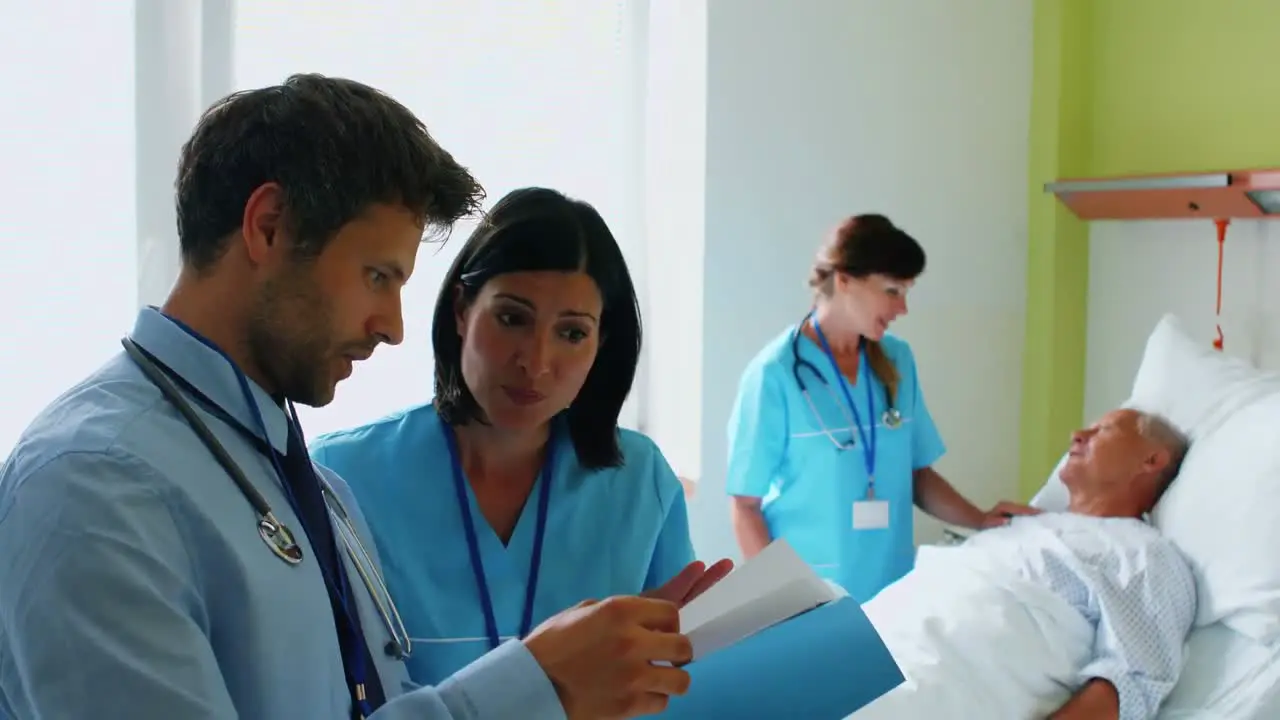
(432, 187, 642, 469)
(809, 213, 926, 405)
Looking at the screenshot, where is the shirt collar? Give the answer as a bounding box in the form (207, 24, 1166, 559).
(129, 306, 291, 454)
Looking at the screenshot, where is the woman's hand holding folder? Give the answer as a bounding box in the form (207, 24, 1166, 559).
(524, 595, 696, 719)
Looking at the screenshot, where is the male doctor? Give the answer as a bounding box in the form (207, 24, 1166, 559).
(0, 74, 698, 719)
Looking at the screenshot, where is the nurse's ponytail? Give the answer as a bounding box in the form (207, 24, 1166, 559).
(809, 213, 925, 411)
(863, 340, 899, 408)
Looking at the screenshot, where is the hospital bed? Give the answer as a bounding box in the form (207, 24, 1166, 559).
(922, 314, 1280, 719)
(930, 527, 1280, 718)
(1038, 315, 1280, 718)
(1158, 622, 1280, 718)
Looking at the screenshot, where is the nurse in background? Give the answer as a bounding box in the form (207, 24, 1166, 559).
(726, 214, 1034, 603)
(311, 187, 733, 686)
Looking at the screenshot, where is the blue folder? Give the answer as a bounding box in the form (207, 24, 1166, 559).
(659, 596, 904, 719)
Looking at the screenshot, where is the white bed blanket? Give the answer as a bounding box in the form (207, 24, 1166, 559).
(848, 546, 1095, 719)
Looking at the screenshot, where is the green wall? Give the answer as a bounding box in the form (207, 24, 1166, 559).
(1019, 0, 1093, 498)
(1019, 0, 1280, 498)
(1090, 0, 1280, 176)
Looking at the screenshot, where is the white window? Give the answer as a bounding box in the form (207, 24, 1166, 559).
(232, 0, 648, 439)
(0, 0, 649, 458)
(0, 3, 138, 457)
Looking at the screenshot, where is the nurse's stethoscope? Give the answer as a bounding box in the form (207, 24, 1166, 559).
(120, 336, 413, 662)
(790, 313, 902, 451)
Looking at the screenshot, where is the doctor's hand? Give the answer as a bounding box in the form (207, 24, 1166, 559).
(642, 559, 736, 607)
(979, 500, 1042, 529)
(523, 595, 693, 720)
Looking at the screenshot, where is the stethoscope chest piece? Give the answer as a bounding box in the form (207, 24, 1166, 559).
(882, 408, 903, 429)
(259, 513, 304, 565)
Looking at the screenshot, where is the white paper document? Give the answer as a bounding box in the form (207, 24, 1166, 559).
(679, 539, 843, 660)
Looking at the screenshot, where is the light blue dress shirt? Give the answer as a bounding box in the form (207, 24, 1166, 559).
(0, 308, 565, 719)
(310, 403, 695, 686)
(726, 326, 946, 603)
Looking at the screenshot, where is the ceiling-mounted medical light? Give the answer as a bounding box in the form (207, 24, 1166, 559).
(1044, 173, 1230, 195)
(1245, 189, 1280, 215)
(1044, 168, 1280, 221)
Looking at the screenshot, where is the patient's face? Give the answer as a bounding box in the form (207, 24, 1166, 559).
(1059, 409, 1154, 489)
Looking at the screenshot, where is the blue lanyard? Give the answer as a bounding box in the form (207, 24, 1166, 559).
(160, 314, 373, 718)
(442, 424, 555, 651)
(811, 316, 878, 495)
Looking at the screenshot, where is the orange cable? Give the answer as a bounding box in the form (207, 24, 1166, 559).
(1213, 218, 1229, 351)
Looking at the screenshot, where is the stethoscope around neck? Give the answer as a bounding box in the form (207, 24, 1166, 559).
(119, 336, 413, 662)
(790, 313, 903, 450)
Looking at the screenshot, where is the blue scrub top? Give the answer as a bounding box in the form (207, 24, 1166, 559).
(0, 308, 564, 720)
(725, 325, 946, 603)
(310, 403, 695, 686)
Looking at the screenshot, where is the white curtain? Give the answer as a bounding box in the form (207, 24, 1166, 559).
(0, 1, 647, 459)
(0, 2, 139, 457)
(233, 0, 648, 440)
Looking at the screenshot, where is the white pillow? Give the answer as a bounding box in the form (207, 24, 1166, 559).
(1028, 454, 1069, 511)
(1030, 314, 1280, 641)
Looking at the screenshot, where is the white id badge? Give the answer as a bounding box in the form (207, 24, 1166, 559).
(852, 500, 890, 530)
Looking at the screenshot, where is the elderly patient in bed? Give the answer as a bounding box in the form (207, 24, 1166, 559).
(852, 409, 1196, 720)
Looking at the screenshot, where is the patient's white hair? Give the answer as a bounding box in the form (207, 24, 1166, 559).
(1134, 410, 1189, 491)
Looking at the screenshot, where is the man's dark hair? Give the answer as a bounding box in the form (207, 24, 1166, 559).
(432, 187, 642, 470)
(175, 73, 484, 270)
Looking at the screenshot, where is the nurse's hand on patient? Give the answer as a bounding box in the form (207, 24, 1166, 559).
(523, 595, 694, 719)
(979, 501, 1042, 529)
(642, 559, 736, 607)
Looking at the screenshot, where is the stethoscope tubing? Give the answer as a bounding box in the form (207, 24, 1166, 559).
(121, 337, 412, 660)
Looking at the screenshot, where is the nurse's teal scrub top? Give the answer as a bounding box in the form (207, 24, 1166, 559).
(309, 402, 695, 686)
(725, 325, 946, 604)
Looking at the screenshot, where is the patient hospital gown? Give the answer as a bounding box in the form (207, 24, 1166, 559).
(962, 512, 1197, 720)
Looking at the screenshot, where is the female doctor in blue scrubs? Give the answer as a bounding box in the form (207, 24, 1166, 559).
(726, 214, 1034, 604)
(311, 187, 733, 686)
